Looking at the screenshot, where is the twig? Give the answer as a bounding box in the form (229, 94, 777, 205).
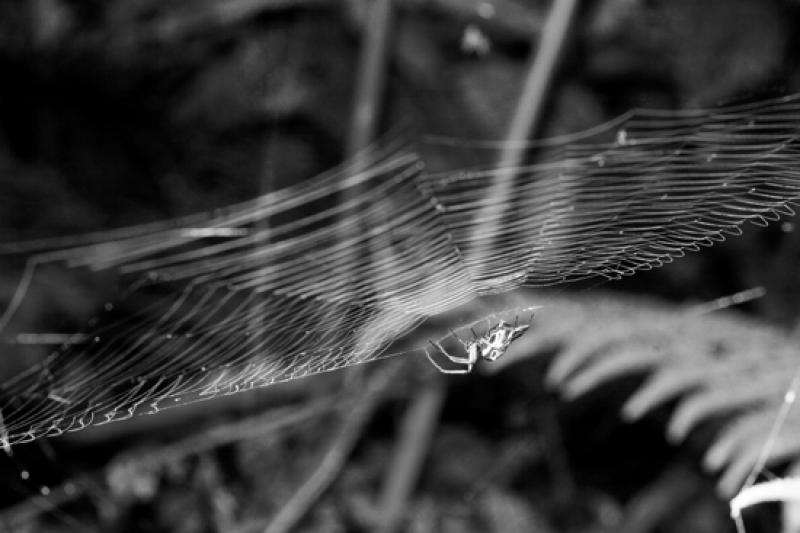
(347, 0, 395, 159)
(0, 257, 39, 334)
(496, 0, 580, 168)
(467, 0, 581, 286)
(264, 360, 402, 533)
(374, 377, 446, 533)
(686, 286, 766, 315)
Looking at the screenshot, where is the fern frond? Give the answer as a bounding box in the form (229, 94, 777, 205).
(666, 365, 792, 442)
(622, 368, 706, 421)
(507, 291, 800, 495)
(559, 342, 660, 400)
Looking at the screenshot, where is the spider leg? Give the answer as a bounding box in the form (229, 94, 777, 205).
(429, 340, 473, 364)
(509, 324, 530, 343)
(425, 344, 471, 374)
(449, 328, 466, 347)
(471, 327, 479, 339)
(434, 362, 473, 375)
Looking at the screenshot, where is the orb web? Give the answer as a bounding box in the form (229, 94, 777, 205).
(3, 94, 800, 445)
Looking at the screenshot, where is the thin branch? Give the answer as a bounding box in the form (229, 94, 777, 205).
(466, 0, 581, 286)
(374, 377, 446, 533)
(347, 0, 395, 159)
(497, 0, 580, 168)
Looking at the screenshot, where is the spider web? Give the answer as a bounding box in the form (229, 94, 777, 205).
(2, 93, 800, 445)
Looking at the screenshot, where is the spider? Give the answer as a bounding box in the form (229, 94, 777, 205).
(425, 315, 533, 374)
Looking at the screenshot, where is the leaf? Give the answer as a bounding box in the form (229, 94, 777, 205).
(514, 290, 800, 495)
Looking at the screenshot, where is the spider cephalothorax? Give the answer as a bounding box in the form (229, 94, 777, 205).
(425, 315, 533, 374)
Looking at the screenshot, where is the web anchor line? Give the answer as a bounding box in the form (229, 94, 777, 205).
(729, 368, 800, 533)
